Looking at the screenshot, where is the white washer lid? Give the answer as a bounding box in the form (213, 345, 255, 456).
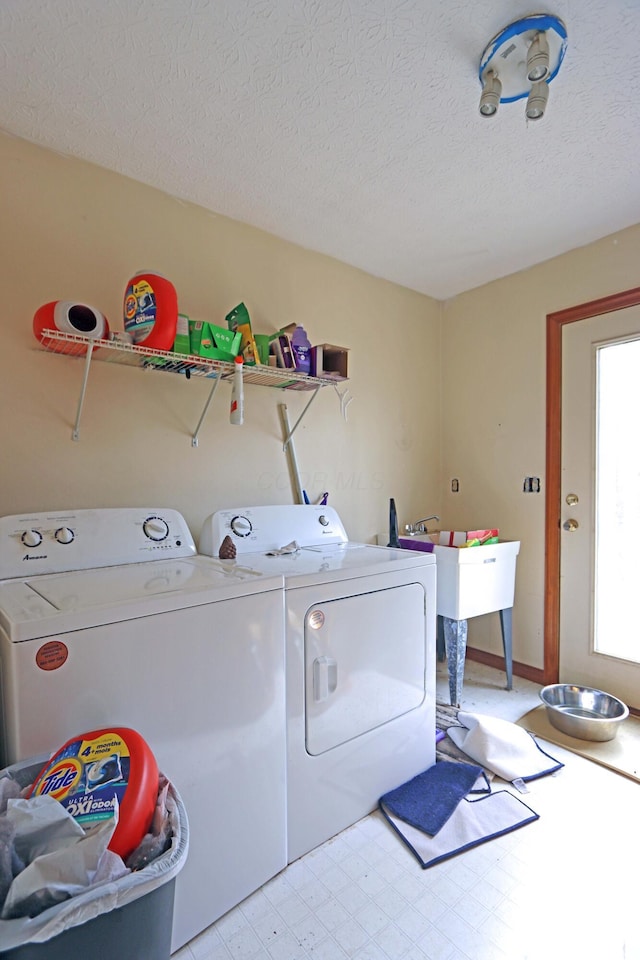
(0, 556, 283, 642)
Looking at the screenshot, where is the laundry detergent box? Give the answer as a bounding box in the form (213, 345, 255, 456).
(190, 320, 241, 361)
(172, 313, 192, 355)
(253, 333, 271, 365)
(226, 302, 260, 364)
(269, 331, 295, 369)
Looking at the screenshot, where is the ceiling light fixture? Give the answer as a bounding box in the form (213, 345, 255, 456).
(526, 80, 549, 120)
(526, 31, 550, 82)
(479, 70, 502, 117)
(478, 14, 567, 121)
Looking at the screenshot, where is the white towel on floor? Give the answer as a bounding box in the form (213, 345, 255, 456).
(380, 790, 539, 869)
(447, 712, 563, 782)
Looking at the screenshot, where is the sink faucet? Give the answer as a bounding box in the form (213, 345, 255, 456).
(404, 515, 439, 535)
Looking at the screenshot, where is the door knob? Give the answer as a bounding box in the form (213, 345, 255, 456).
(563, 518, 579, 532)
(565, 493, 579, 506)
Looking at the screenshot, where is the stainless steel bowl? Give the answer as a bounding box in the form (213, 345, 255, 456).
(540, 684, 629, 742)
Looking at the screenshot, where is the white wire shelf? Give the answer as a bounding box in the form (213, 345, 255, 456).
(38, 330, 336, 390)
(37, 329, 347, 445)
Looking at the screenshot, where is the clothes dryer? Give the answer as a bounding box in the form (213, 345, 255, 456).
(0, 508, 286, 951)
(200, 504, 437, 862)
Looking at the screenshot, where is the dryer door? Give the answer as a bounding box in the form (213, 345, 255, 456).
(304, 582, 426, 755)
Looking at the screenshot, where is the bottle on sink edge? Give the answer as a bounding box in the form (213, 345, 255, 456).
(230, 354, 244, 425)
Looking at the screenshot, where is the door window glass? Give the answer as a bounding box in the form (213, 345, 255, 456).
(595, 337, 640, 662)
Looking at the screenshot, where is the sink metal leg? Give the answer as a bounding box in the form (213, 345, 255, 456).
(443, 617, 468, 707)
(436, 615, 446, 662)
(499, 607, 514, 690)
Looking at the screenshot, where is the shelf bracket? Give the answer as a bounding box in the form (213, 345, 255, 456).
(191, 375, 223, 447)
(72, 343, 96, 441)
(281, 387, 320, 451)
(334, 383, 353, 420)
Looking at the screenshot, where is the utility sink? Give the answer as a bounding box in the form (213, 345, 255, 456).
(397, 535, 520, 620)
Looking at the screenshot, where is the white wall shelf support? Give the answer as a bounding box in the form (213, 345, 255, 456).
(191, 376, 222, 447)
(72, 342, 96, 441)
(281, 387, 321, 451)
(37, 330, 348, 447)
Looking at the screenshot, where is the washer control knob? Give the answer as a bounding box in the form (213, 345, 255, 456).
(318, 515, 330, 527)
(21, 529, 43, 548)
(230, 515, 252, 538)
(54, 526, 75, 544)
(143, 516, 170, 541)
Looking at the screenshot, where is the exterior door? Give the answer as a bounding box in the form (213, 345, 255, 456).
(560, 305, 640, 708)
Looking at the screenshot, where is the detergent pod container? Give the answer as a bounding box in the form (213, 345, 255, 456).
(33, 301, 110, 355)
(123, 270, 178, 351)
(28, 727, 159, 860)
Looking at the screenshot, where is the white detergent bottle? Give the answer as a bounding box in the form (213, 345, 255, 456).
(230, 355, 244, 425)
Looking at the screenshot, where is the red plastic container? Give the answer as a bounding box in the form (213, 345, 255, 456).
(28, 727, 159, 860)
(33, 301, 110, 355)
(123, 271, 178, 351)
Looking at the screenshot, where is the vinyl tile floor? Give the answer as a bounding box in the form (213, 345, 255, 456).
(173, 661, 640, 960)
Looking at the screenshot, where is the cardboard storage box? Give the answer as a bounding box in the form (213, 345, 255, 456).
(310, 343, 349, 380)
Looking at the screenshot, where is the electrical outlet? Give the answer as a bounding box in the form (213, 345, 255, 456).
(523, 477, 541, 493)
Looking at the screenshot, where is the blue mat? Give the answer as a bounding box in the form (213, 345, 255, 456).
(380, 790, 539, 869)
(379, 760, 489, 837)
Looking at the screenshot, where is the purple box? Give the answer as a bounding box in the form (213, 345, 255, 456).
(398, 537, 435, 553)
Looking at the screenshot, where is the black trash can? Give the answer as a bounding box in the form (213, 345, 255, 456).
(0, 758, 188, 960)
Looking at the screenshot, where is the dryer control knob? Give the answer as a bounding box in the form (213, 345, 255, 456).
(55, 526, 75, 544)
(143, 516, 169, 541)
(318, 515, 330, 527)
(230, 515, 252, 537)
(21, 529, 43, 548)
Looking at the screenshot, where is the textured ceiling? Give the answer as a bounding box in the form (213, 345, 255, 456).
(2, 0, 639, 299)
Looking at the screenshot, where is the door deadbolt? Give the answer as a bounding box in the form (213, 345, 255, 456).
(563, 518, 579, 532)
(565, 493, 579, 506)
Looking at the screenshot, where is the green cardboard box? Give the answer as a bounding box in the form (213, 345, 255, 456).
(173, 313, 191, 355)
(190, 321, 241, 362)
(253, 334, 271, 365)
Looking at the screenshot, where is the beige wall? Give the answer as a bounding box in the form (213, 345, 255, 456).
(2, 131, 639, 674)
(0, 132, 441, 546)
(441, 224, 640, 669)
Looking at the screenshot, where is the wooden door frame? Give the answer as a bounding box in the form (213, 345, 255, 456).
(544, 285, 640, 682)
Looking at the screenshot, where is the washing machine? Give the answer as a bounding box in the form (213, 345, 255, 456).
(0, 508, 286, 952)
(200, 504, 437, 863)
